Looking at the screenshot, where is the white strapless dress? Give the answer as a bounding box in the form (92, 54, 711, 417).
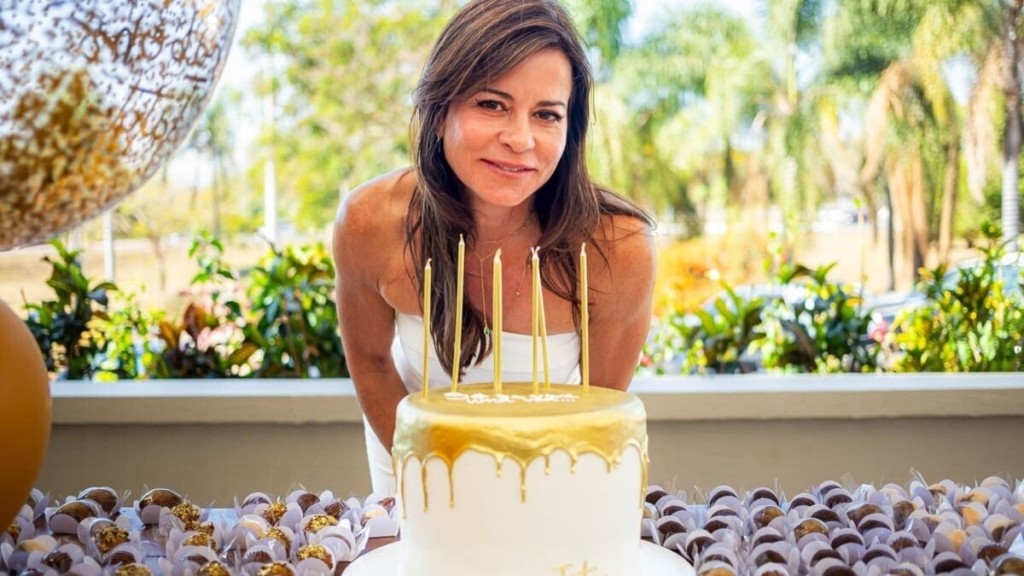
(363, 313, 581, 496)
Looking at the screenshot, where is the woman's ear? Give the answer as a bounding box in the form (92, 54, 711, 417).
(434, 109, 447, 141)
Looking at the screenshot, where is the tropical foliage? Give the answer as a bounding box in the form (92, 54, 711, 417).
(22, 227, 1020, 380)
(37, 0, 1024, 377)
(22, 236, 346, 381)
(642, 223, 1023, 374)
(227, 0, 1021, 289)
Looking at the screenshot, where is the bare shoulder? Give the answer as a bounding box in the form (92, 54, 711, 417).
(593, 212, 656, 275)
(333, 168, 415, 253)
(335, 168, 415, 235)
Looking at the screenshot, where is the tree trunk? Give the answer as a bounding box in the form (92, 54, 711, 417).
(888, 159, 911, 288)
(908, 152, 928, 279)
(885, 183, 896, 292)
(1001, 0, 1023, 251)
(938, 137, 959, 263)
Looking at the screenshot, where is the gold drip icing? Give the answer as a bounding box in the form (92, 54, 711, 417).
(393, 382, 648, 513)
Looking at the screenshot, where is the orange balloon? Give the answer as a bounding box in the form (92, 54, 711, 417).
(0, 298, 52, 531)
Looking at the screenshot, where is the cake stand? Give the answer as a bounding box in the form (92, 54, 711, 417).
(345, 540, 695, 575)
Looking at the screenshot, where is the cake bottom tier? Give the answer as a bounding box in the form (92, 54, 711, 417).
(347, 540, 696, 576)
(396, 447, 645, 576)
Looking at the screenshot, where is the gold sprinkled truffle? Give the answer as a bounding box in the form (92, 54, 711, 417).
(114, 564, 152, 576)
(94, 525, 130, 554)
(171, 501, 202, 529)
(183, 532, 217, 551)
(303, 514, 338, 535)
(197, 561, 232, 576)
(297, 543, 333, 565)
(261, 526, 293, 550)
(195, 521, 216, 537)
(261, 502, 287, 526)
(257, 562, 295, 576)
(6, 520, 20, 540)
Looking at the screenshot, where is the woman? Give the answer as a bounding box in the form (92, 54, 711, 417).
(332, 0, 656, 496)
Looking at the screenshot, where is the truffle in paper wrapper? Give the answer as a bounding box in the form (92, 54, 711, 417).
(134, 488, 185, 526)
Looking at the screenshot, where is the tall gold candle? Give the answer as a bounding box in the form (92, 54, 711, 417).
(451, 236, 465, 392)
(493, 249, 502, 394)
(580, 244, 589, 394)
(422, 259, 432, 399)
(538, 275, 550, 389)
(531, 247, 540, 394)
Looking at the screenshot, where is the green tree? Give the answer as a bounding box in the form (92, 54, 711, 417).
(564, 0, 632, 78)
(245, 0, 450, 234)
(590, 6, 762, 234)
(827, 0, 1023, 285)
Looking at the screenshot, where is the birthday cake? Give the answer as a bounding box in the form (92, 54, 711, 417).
(348, 246, 692, 575)
(392, 381, 648, 576)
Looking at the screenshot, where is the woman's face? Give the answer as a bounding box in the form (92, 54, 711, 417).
(440, 48, 572, 212)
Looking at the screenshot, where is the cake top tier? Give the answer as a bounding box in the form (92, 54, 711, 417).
(393, 382, 647, 473)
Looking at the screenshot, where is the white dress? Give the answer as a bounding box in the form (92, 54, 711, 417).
(363, 313, 581, 496)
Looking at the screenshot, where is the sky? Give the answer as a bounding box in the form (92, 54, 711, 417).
(628, 0, 755, 39)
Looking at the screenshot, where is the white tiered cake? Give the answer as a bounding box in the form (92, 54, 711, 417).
(394, 382, 647, 576)
(347, 381, 694, 576)
(347, 245, 693, 575)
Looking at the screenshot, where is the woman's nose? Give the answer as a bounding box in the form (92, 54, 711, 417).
(498, 115, 534, 152)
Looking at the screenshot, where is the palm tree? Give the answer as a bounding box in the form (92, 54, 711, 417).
(825, 0, 1006, 288)
(565, 0, 632, 79)
(963, 0, 1023, 250)
(589, 6, 763, 234)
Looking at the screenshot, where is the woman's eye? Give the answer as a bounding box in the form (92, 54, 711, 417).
(476, 99, 504, 111)
(537, 110, 563, 122)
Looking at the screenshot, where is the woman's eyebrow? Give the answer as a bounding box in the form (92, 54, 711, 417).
(480, 87, 567, 109)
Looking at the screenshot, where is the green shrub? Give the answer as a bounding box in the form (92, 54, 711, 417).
(21, 233, 348, 380)
(642, 282, 767, 374)
(643, 262, 880, 375)
(754, 263, 881, 374)
(147, 233, 255, 378)
(90, 291, 163, 380)
(241, 241, 346, 378)
(21, 239, 118, 380)
(890, 224, 1024, 372)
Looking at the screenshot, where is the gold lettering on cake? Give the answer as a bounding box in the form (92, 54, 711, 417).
(551, 561, 605, 575)
(393, 382, 648, 513)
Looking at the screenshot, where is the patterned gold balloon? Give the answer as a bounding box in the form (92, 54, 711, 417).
(0, 0, 240, 250)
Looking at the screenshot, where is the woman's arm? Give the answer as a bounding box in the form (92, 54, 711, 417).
(586, 215, 657, 391)
(332, 179, 410, 452)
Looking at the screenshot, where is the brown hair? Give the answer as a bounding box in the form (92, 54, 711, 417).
(407, 0, 653, 376)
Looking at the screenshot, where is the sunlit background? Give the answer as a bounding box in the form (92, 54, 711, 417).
(2, 0, 1021, 332)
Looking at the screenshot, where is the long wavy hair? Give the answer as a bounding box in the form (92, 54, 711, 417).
(406, 0, 653, 377)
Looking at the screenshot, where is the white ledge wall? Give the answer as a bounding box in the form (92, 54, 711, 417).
(41, 374, 1024, 506)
